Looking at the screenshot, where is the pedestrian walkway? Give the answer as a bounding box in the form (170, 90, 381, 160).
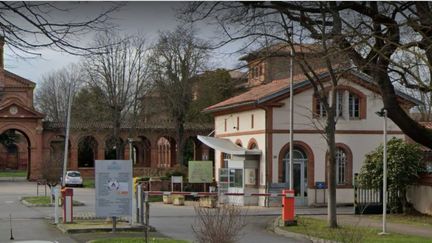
(307, 214, 432, 238)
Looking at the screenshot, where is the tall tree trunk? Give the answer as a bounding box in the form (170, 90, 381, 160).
(176, 119, 185, 167)
(113, 110, 122, 160)
(326, 92, 338, 228)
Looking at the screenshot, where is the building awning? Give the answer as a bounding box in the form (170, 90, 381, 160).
(197, 135, 262, 156)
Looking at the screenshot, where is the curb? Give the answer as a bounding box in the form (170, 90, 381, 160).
(20, 197, 85, 207)
(271, 217, 337, 243)
(56, 223, 155, 234)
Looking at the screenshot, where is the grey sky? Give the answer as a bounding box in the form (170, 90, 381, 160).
(4, 2, 241, 85)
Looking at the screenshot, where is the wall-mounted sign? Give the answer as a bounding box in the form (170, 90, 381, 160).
(95, 160, 132, 217)
(315, 181, 326, 189)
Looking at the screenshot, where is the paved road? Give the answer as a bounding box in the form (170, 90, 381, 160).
(0, 181, 76, 243)
(0, 181, 354, 243)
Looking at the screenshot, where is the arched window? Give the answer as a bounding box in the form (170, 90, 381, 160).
(336, 148, 347, 185)
(324, 144, 353, 187)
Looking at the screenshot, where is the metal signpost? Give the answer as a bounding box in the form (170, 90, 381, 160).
(95, 160, 133, 232)
(376, 109, 388, 235)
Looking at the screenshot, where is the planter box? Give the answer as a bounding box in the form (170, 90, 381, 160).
(163, 195, 172, 204)
(199, 196, 217, 208)
(172, 195, 185, 206)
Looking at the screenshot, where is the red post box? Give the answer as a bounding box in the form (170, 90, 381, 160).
(282, 189, 297, 226)
(61, 188, 73, 223)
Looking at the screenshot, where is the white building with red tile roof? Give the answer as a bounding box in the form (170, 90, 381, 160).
(201, 47, 422, 207)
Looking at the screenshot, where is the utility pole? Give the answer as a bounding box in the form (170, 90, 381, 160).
(61, 82, 73, 187)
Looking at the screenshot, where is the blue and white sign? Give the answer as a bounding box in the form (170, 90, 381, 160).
(95, 160, 133, 217)
(315, 181, 326, 189)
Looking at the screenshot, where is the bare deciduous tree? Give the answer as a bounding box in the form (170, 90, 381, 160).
(184, 2, 352, 228)
(148, 26, 209, 166)
(0, 2, 119, 56)
(188, 2, 432, 149)
(192, 205, 247, 243)
(184, 1, 432, 227)
(35, 64, 83, 122)
(84, 31, 150, 159)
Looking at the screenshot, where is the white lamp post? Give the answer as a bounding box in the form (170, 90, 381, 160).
(375, 108, 388, 235)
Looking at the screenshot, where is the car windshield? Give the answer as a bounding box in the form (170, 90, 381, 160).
(67, 172, 81, 177)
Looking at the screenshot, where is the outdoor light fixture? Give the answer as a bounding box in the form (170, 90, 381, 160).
(376, 108, 388, 235)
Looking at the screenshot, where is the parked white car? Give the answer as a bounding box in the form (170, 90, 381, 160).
(64, 171, 83, 187)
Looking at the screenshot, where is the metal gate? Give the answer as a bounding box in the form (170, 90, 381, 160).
(354, 173, 383, 214)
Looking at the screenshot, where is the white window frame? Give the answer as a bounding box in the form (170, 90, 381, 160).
(336, 148, 347, 185)
(335, 91, 344, 118)
(349, 93, 360, 119)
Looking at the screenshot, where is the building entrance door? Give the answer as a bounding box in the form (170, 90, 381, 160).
(284, 148, 308, 206)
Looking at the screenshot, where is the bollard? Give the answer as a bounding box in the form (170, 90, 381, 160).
(61, 188, 73, 223)
(144, 192, 149, 243)
(54, 186, 60, 224)
(282, 189, 297, 226)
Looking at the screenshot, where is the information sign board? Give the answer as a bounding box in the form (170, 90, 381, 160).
(95, 160, 132, 217)
(188, 160, 213, 183)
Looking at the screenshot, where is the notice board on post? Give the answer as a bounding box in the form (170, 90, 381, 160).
(188, 160, 213, 183)
(95, 160, 132, 217)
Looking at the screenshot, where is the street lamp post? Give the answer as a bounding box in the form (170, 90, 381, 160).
(375, 108, 388, 235)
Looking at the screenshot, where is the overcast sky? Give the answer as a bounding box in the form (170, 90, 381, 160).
(4, 2, 242, 86)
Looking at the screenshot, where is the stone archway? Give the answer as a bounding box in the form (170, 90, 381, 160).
(0, 127, 35, 179)
(78, 136, 98, 168)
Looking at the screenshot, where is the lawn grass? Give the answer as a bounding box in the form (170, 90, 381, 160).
(22, 196, 83, 206)
(89, 237, 189, 243)
(0, 170, 26, 177)
(83, 179, 95, 188)
(23, 196, 52, 205)
(281, 216, 432, 243)
(368, 213, 432, 227)
(148, 195, 163, 202)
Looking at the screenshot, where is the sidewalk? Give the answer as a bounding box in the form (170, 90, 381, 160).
(0, 176, 27, 182)
(307, 214, 432, 238)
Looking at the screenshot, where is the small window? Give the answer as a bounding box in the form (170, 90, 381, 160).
(336, 148, 347, 185)
(426, 162, 432, 173)
(251, 114, 254, 129)
(315, 96, 327, 117)
(229, 168, 243, 188)
(224, 119, 227, 132)
(236, 116, 240, 131)
(349, 93, 360, 119)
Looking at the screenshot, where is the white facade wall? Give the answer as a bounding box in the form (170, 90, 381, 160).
(214, 109, 267, 186)
(407, 185, 432, 215)
(271, 78, 405, 205)
(212, 78, 409, 206)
